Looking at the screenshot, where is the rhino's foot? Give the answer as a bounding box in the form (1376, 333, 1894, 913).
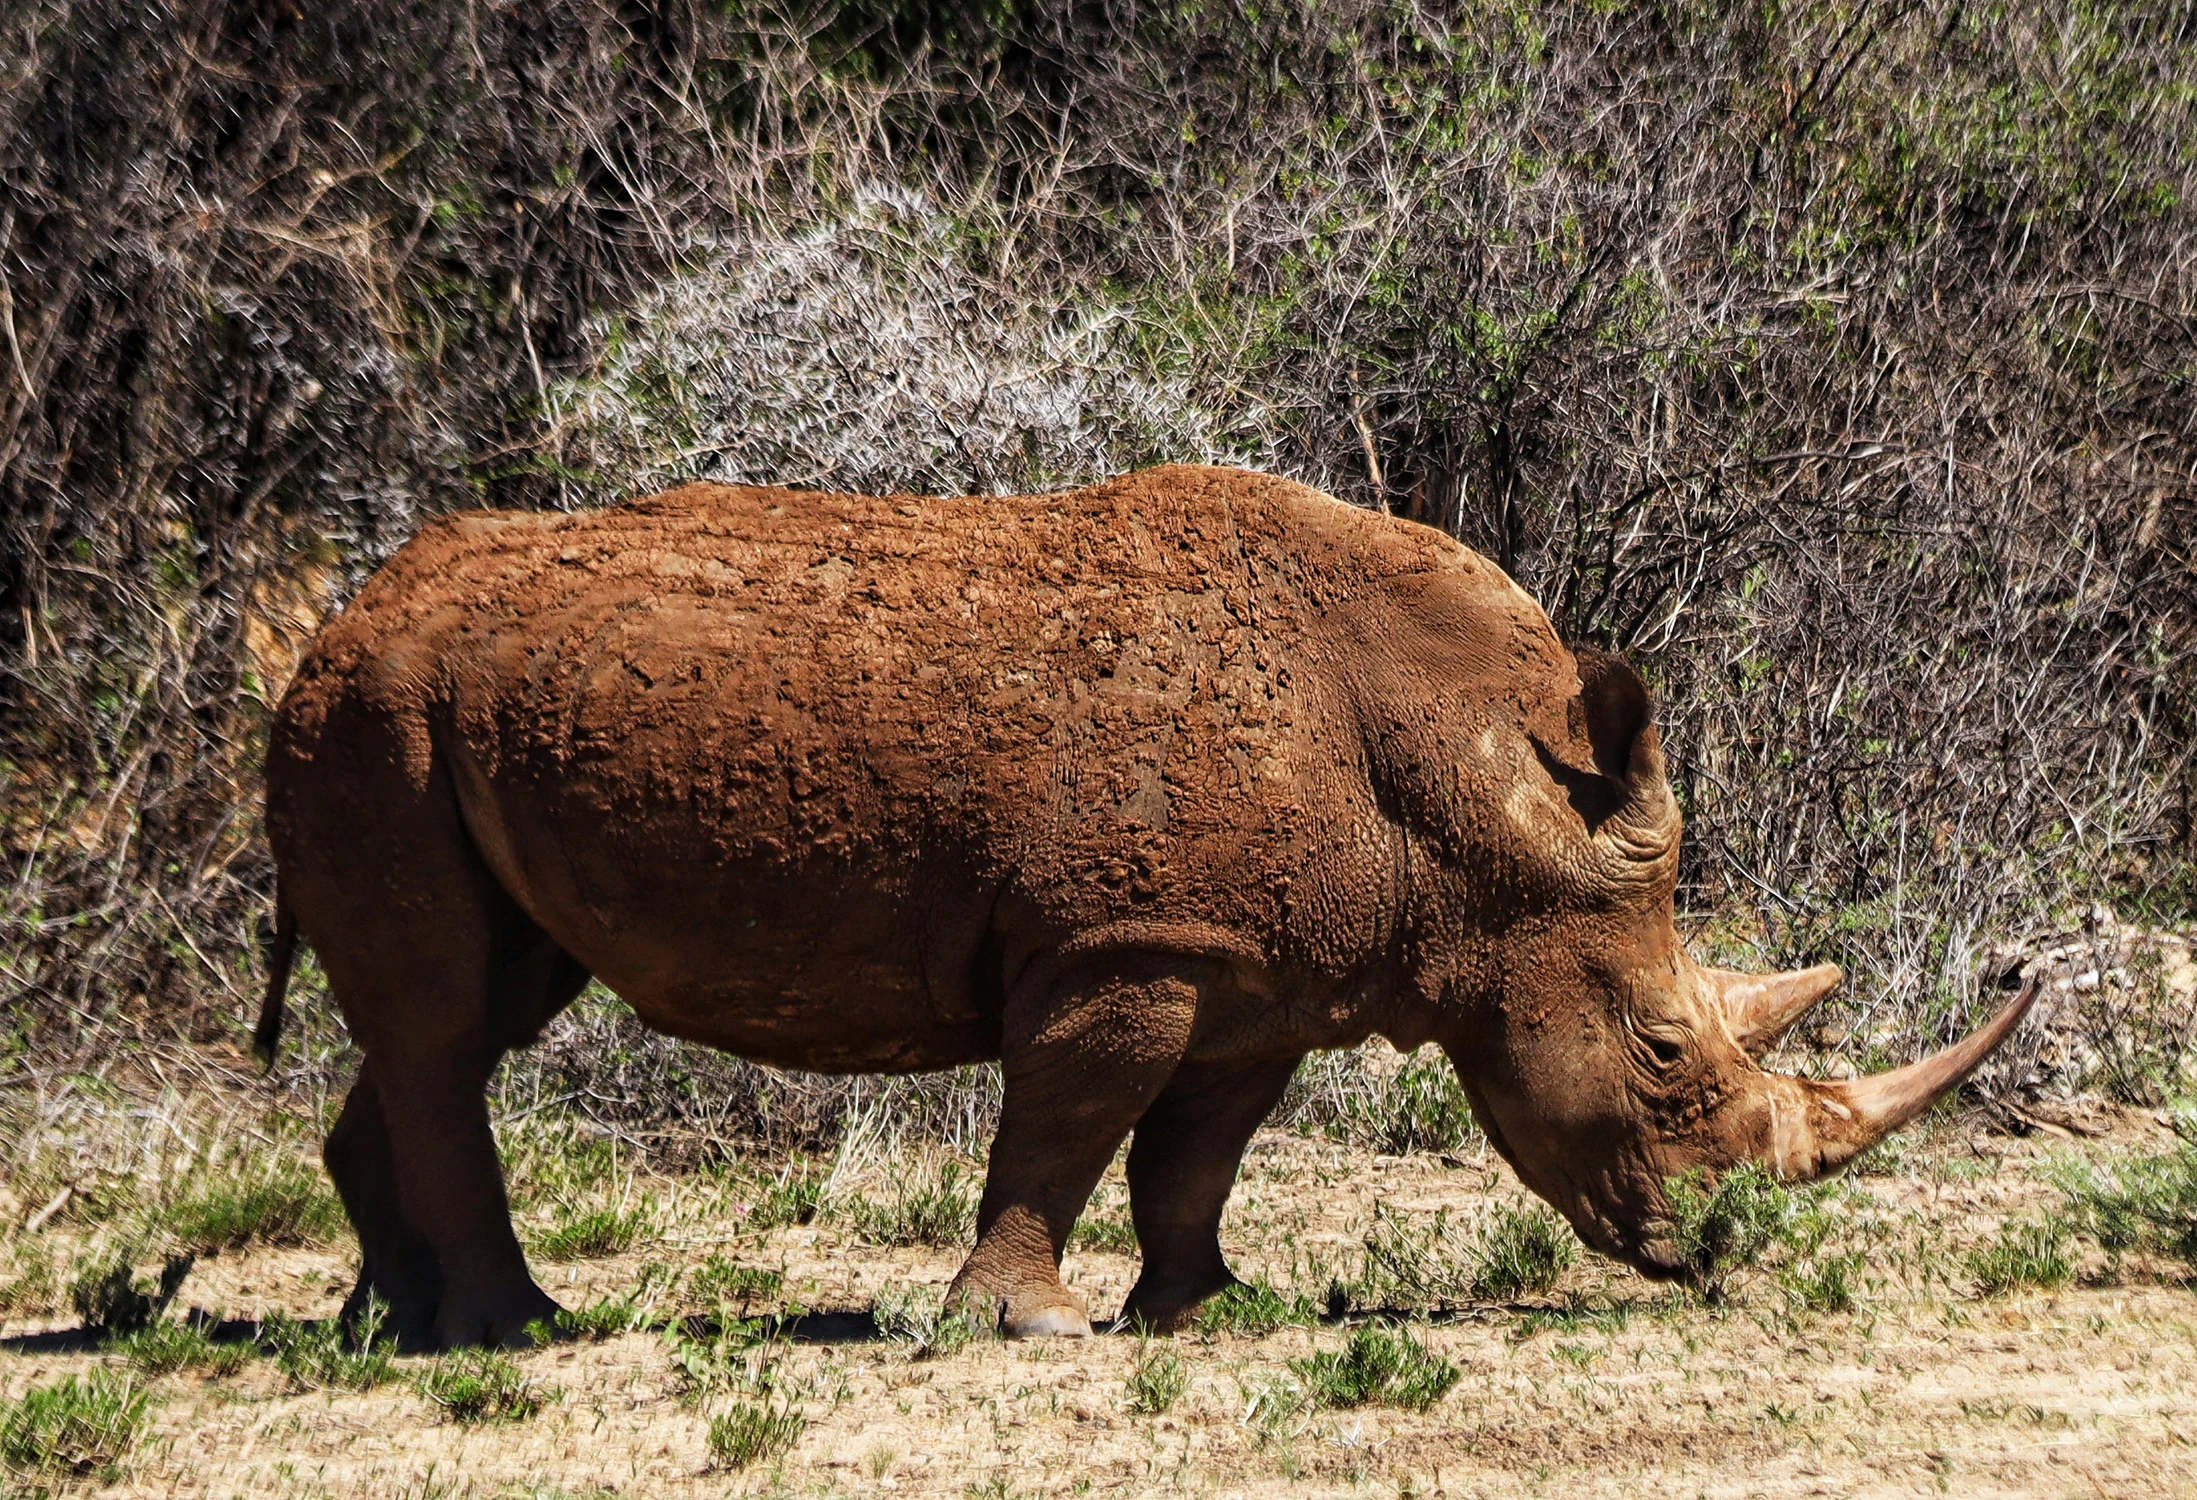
(433, 1281, 563, 1351)
(1001, 1291, 1093, 1340)
(342, 1250, 443, 1353)
(1115, 1264, 1242, 1334)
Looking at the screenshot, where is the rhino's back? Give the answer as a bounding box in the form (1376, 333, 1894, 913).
(277, 465, 1469, 1066)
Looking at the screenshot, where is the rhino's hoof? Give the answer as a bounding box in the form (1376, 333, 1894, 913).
(434, 1284, 563, 1350)
(1004, 1301, 1093, 1339)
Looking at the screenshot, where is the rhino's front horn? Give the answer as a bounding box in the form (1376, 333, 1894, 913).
(1711, 963, 1843, 1057)
(1775, 975, 2041, 1180)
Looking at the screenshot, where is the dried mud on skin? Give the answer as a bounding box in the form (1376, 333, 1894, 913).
(6, 1128, 2197, 1500)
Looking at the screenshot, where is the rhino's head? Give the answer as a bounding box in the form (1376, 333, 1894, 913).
(1408, 642, 2037, 1282)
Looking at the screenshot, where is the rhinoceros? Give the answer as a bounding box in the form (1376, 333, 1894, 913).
(256, 464, 2032, 1348)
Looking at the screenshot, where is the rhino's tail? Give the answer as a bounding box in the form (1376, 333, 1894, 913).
(254, 888, 298, 1068)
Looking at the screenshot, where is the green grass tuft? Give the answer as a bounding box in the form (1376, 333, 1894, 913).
(0, 1370, 157, 1479)
(108, 1317, 250, 1377)
(1464, 1203, 1577, 1301)
(691, 1257, 783, 1316)
(847, 1162, 976, 1248)
(1123, 1339, 1187, 1415)
(1190, 1279, 1319, 1337)
(1067, 1209, 1138, 1254)
(661, 1313, 783, 1400)
(1779, 1248, 1866, 1314)
(1290, 1323, 1459, 1411)
(1352, 1201, 1577, 1309)
(163, 1165, 345, 1252)
(418, 1350, 551, 1422)
(264, 1303, 397, 1391)
(707, 1400, 806, 1470)
(1327, 1047, 1479, 1156)
(871, 1285, 988, 1359)
(1967, 1217, 2075, 1296)
(554, 1295, 651, 1340)
(532, 1206, 651, 1263)
(739, 1161, 825, 1230)
(2055, 1141, 2197, 1270)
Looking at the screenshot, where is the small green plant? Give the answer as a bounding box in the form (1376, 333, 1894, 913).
(1967, 1217, 2075, 1296)
(1780, 1248, 1865, 1314)
(163, 1164, 345, 1252)
(661, 1313, 781, 1400)
(1290, 1323, 1459, 1411)
(745, 1161, 825, 1230)
(1124, 1339, 1187, 1415)
(557, 1294, 646, 1340)
(1237, 1371, 1308, 1445)
(1190, 1279, 1318, 1337)
(2055, 1141, 2197, 1271)
(1329, 1047, 1478, 1156)
(0, 1369, 157, 1479)
(70, 1252, 193, 1336)
(1466, 1204, 1577, 1301)
(418, 1350, 550, 1422)
(1351, 1202, 1575, 1309)
(1067, 1209, 1139, 1254)
(848, 1162, 976, 1248)
(707, 1400, 806, 1470)
(692, 1256, 783, 1315)
(1351, 1205, 1472, 1308)
(108, 1317, 251, 1376)
(872, 1284, 988, 1359)
(532, 1206, 651, 1263)
(264, 1301, 397, 1390)
(1667, 1163, 1795, 1301)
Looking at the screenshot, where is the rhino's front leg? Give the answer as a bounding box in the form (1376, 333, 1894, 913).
(1117, 1054, 1300, 1331)
(949, 954, 1200, 1338)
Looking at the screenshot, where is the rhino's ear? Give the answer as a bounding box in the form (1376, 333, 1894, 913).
(1571, 648, 1652, 783)
(1539, 647, 1676, 856)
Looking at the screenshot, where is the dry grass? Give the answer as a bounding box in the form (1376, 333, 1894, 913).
(5, 1066, 2197, 1498)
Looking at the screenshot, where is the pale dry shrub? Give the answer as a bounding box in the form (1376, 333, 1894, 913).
(547, 186, 1275, 500)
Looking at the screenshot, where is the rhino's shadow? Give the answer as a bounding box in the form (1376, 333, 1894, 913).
(0, 1309, 294, 1355)
(0, 1301, 1559, 1357)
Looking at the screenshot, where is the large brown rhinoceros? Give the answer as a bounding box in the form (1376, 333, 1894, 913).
(257, 464, 2032, 1348)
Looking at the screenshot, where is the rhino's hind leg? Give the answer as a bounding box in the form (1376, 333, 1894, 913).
(324, 1071, 443, 1349)
(292, 746, 589, 1349)
(948, 955, 1202, 1338)
(1117, 1055, 1300, 1332)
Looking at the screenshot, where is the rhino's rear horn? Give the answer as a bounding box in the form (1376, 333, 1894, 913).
(1712, 963, 1843, 1057)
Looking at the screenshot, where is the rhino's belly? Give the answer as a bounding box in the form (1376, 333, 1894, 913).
(450, 754, 1003, 1073)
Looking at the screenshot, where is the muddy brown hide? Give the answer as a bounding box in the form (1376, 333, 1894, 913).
(264, 464, 2029, 1348)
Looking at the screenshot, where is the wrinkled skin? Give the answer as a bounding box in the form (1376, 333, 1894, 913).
(263, 465, 2032, 1348)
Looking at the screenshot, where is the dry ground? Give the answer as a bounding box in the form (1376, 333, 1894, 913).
(5, 1109, 2197, 1499)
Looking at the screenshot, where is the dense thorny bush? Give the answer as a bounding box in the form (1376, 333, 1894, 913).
(2, 0, 2191, 1122)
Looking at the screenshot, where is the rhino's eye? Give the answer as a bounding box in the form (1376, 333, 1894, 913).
(1625, 1013, 1689, 1076)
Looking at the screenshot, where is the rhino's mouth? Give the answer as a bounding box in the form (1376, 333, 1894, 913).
(1450, 1067, 1689, 1280)
(1623, 1233, 1686, 1280)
